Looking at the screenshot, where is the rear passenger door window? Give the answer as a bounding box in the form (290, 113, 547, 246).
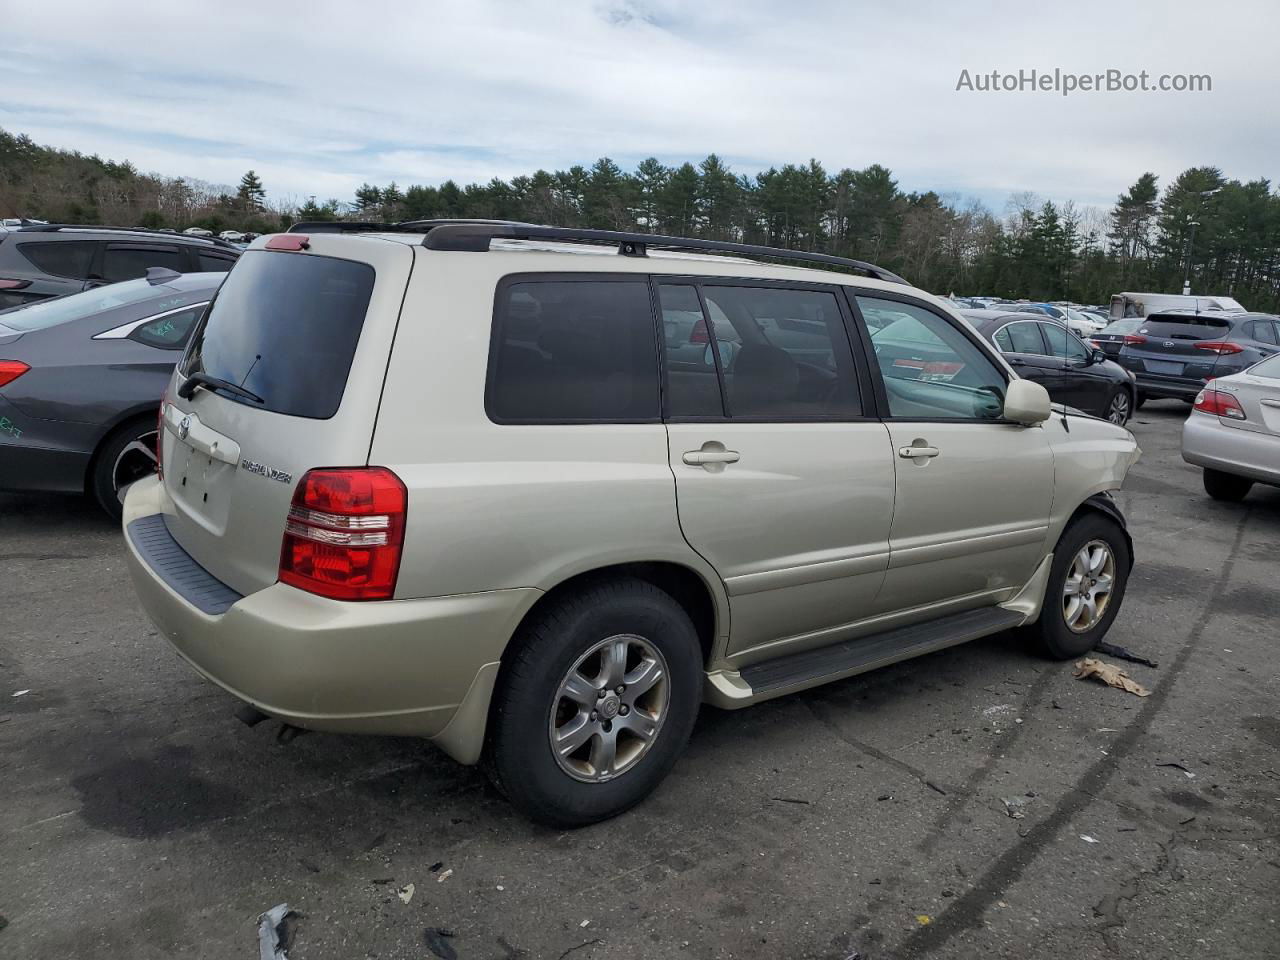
(101, 244, 184, 282)
(197, 252, 237, 273)
(1042, 322, 1089, 361)
(487, 278, 660, 423)
(661, 283, 862, 420)
(994, 321, 1048, 356)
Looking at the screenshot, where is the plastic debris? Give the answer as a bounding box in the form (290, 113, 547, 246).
(1156, 762, 1197, 779)
(257, 904, 298, 960)
(1094, 640, 1158, 669)
(424, 928, 458, 960)
(1080, 834, 1100, 844)
(580, 919, 591, 928)
(11, 690, 29, 698)
(398, 883, 415, 904)
(1073, 658, 1150, 697)
(436, 868, 453, 883)
(916, 915, 932, 925)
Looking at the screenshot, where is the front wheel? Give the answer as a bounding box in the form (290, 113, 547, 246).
(1105, 389, 1132, 425)
(487, 578, 703, 827)
(91, 417, 160, 519)
(1027, 513, 1131, 659)
(1203, 468, 1253, 502)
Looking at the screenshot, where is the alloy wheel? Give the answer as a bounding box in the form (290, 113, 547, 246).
(549, 634, 670, 783)
(1061, 539, 1115, 633)
(112, 429, 159, 503)
(1107, 392, 1131, 425)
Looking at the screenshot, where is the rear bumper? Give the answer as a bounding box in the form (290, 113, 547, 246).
(1181, 414, 1280, 486)
(1131, 373, 1204, 400)
(121, 476, 540, 758)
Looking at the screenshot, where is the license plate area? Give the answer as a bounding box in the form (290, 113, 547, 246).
(1144, 359, 1184, 375)
(169, 440, 237, 532)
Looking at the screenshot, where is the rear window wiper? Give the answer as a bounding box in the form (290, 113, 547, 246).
(177, 371, 264, 405)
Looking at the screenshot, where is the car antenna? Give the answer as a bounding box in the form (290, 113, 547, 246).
(145, 266, 182, 285)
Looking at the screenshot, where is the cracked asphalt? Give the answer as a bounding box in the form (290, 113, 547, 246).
(3, 401, 1279, 959)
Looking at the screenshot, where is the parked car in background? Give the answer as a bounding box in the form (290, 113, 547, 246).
(0, 269, 222, 516)
(183, 227, 214, 237)
(0, 225, 239, 309)
(1182, 354, 1280, 501)
(121, 222, 1138, 827)
(1116, 312, 1280, 405)
(218, 230, 246, 243)
(1109, 291, 1245, 321)
(1089, 318, 1144, 359)
(963, 310, 1136, 423)
(1063, 306, 1106, 336)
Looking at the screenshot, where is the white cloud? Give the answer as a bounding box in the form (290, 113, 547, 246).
(1, 0, 1276, 211)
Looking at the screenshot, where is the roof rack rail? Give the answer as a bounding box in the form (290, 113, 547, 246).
(16, 223, 239, 250)
(419, 222, 908, 284)
(287, 218, 531, 235)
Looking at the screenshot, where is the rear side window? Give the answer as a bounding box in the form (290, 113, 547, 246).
(487, 279, 659, 423)
(183, 251, 375, 419)
(1246, 320, 1278, 345)
(994, 321, 1046, 355)
(130, 304, 206, 350)
(102, 244, 184, 282)
(18, 240, 98, 279)
(1138, 316, 1231, 340)
(197, 252, 237, 273)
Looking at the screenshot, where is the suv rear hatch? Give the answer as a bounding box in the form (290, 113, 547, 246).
(1119, 313, 1236, 384)
(158, 235, 413, 596)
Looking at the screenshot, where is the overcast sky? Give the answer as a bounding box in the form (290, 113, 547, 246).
(3, 0, 1276, 214)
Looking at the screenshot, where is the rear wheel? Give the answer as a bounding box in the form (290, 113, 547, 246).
(1105, 389, 1132, 425)
(487, 577, 703, 827)
(91, 417, 159, 519)
(1133, 393, 1146, 410)
(1203, 468, 1253, 502)
(1027, 513, 1131, 660)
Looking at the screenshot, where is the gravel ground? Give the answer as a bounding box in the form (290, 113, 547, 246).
(2, 400, 1278, 959)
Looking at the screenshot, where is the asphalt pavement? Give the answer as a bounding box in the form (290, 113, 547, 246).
(2, 400, 1278, 959)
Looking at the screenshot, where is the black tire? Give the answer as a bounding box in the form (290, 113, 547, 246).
(90, 416, 160, 520)
(487, 577, 703, 827)
(1026, 513, 1132, 660)
(1105, 388, 1132, 425)
(1203, 468, 1253, 502)
(1133, 393, 1146, 410)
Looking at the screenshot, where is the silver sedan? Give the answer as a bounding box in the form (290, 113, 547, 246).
(1182, 354, 1280, 500)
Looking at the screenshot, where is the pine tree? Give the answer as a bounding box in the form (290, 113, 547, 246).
(236, 170, 266, 210)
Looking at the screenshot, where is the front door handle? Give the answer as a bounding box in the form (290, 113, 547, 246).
(683, 449, 741, 466)
(898, 444, 940, 460)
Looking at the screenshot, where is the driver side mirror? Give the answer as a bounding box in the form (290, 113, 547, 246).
(1090, 348, 1107, 365)
(1003, 378, 1052, 425)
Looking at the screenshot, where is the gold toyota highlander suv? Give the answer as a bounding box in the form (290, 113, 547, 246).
(122, 221, 1141, 826)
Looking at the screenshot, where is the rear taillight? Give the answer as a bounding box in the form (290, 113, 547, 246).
(1193, 387, 1246, 420)
(279, 467, 407, 600)
(1193, 341, 1244, 355)
(0, 360, 29, 388)
(1122, 334, 1147, 346)
(688, 319, 710, 344)
(0, 279, 31, 290)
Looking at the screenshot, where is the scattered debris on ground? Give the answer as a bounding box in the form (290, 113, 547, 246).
(11, 690, 29, 698)
(436, 868, 453, 883)
(1094, 640, 1159, 668)
(770, 796, 811, 805)
(1073, 658, 1150, 697)
(424, 927, 458, 960)
(1001, 795, 1031, 819)
(916, 915, 932, 925)
(1079, 835, 1099, 844)
(398, 883, 415, 905)
(1156, 761, 1197, 779)
(257, 903, 300, 960)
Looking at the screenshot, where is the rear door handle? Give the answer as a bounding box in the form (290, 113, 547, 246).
(898, 445, 940, 459)
(683, 449, 741, 465)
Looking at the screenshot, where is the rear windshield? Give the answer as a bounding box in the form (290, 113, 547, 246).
(0, 278, 169, 332)
(182, 251, 375, 419)
(1100, 319, 1142, 335)
(1137, 315, 1232, 340)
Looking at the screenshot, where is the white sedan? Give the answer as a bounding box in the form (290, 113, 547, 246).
(1182, 354, 1280, 500)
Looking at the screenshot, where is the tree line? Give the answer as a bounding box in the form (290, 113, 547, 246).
(3, 127, 1278, 310)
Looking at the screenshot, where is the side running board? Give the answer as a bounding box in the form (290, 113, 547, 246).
(740, 607, 1026, 695)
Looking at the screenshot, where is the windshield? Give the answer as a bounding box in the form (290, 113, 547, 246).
(0, 279, 170, 332)
(182, 251, 376, 419)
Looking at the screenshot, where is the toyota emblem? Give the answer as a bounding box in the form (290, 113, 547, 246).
(178, 415, 191, 440)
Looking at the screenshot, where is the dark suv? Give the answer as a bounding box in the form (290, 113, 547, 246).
(1117, 311, 1280, 403)
(0, 225, 240, 309)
